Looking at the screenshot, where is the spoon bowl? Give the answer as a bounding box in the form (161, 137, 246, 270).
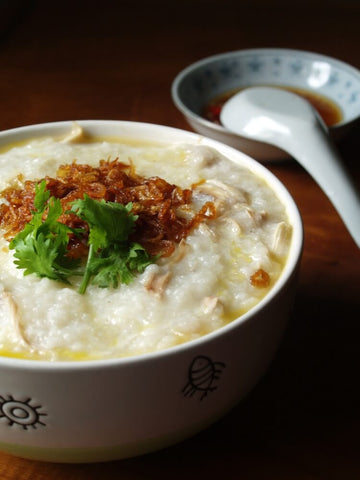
(220, 87, 360, 248)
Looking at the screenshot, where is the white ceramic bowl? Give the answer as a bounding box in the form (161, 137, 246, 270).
(172, 48, 360, 161)
(0, 120, 303, 463)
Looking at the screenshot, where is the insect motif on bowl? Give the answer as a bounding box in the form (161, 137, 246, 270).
(182, 355, 226, 401)
(0, 395, 47, 430)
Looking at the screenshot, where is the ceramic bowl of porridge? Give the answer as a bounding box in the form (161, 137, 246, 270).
(172, 48, 360, 161)
(0, 120, 303, 462)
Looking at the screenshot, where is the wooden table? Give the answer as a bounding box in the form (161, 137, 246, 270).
(0, 1, 359, 478)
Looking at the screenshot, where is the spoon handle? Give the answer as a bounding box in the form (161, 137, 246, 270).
(279, 122, 360, 248)
(220, 87, 360, 247)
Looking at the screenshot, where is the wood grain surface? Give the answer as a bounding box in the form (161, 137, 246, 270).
(0, 1, 359, 478)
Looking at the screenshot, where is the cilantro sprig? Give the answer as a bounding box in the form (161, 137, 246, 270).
(9, 181, 80, 283)
(9, 180, 155, 294)
(70, 196, 154, 294)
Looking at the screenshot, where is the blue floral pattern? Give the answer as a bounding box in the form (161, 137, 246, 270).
(176, 50, 360, 123)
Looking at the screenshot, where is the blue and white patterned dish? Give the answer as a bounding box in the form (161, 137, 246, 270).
(172, 48, 360, 161)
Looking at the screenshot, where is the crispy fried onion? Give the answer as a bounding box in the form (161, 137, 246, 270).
(0, 159, 217, 259)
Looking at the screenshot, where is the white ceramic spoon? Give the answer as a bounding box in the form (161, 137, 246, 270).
(220, 87, 360, 248)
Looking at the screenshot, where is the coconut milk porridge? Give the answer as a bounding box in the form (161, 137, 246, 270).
(0, 130, 292, 361)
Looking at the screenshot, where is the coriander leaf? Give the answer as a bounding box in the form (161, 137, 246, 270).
(9, 181, 80, 283)
(88, 251, 131, 289)
(33, 179, 50, 211)
(127, 242, 156, 273)
(83, 243, 154, 291)
(41, 196, 63, 230)
(12, 233, 59, 279)
(70, 196, 137, 251)
(12, 232, 77, 282)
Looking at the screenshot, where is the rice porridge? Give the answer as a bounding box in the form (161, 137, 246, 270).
(0, 130, 292, 361)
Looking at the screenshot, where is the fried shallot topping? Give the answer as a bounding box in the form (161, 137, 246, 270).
(0, 159, 216, 259)
(250, 268, 271, 288)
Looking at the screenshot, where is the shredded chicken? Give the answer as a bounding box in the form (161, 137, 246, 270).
(1, 288, 52, 357)
(271, 221, 292, 257)
(1, 290, 30, 348)
(166, 239, 189, 265)
(244, 207, 267, 226)
(60, 121, 85, 143)
(220, 217, 242, 235)
(145, 270, 171, 298)
(144, 240, 189, 297)
(195, 179, 246, 204)
(201, 295, 221, 314)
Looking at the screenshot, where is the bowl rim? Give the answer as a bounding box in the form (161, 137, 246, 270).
(171, 47, 360, 131)
(0, 119, 304, 371)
